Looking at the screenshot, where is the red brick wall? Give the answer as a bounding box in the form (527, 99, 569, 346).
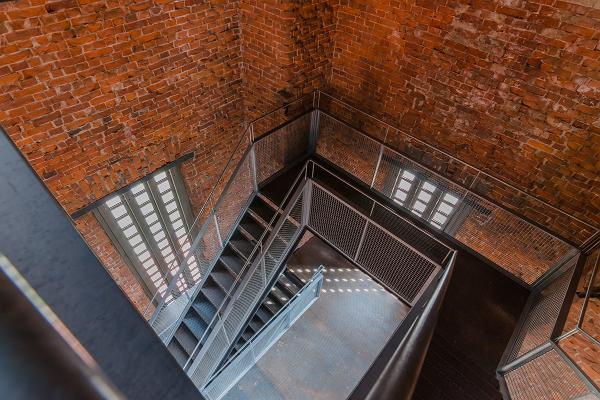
(240, 0, 334, 119)
(2, 0, 599, 310)
(0, 0, 244, 216)
(328, 0, 600, 232)
(0, 0, 245, 312)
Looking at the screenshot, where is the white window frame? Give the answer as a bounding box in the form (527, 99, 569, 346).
(94, 166, 198, 303)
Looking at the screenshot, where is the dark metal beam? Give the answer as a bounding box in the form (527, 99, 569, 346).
(0, 128, 203, 400)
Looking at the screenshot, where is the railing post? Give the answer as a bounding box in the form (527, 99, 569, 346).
(302, 180, 312, 227)
(213, 212, 224, 247)
(250, 144, 259, 192)
(370, 144, 384, 189)
(354, 219, 369, 261)
(260, 247, 266, 288)
(309, 110, 320, 155)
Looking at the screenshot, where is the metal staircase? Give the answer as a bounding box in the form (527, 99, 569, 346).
(166, 194, 283, 368)
(229, 267, 304, 357)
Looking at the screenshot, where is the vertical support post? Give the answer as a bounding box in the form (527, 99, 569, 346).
(354, 219, 369, 261)
(286, 305, 292, 329)
(302, 180, 313, 227)
(370, 144, 384, 189)
(250, 144, 259, 192)
(214, 212, 224, 247)
(308, 110, 320, 155)
(260, 247, 266, 288)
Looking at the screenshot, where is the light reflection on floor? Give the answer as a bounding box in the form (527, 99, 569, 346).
(224, 235, 409, 400)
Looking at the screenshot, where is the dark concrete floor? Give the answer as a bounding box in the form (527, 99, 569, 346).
(225, 234, 409, 400)
(412, 250, 529, 400)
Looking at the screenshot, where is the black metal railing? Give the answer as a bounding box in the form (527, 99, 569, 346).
(347, 252, 456, 400)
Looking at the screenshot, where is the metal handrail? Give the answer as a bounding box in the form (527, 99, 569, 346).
(207, 266, 325, 384)
(142, 91, 317, 319)
(348, 251, 456, 400)
(142, 128, 252, 319)
(181, 162, 310, 371)
(317, 91, 598, 240)
(307, 159, 452, 262)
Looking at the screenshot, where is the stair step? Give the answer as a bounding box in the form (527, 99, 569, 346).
(201, 285, 226, 308)
(183, 312, 208, 338)
(264, 294, 282, 314)
(256, 306, 273, 324)
(211, 268, 235, 292)
(230, 236, 255, 259)
(241, 330, 254, 342)
(167, 340, 188, 367)
(240, 216, 267, 242)
(249, 317, 263, 333)
(283, 268, 304, 289)
(250, 196, 277, 224)
(192, 297, 217, 324)
(174, 324, 198, 355)
(275, 279, 296, 299)
(219, 251, 244, 276)
(270, 285, 290, 305)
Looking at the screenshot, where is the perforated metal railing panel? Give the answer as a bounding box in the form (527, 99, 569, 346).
(508, 263, 576, 362)
(453, 193, 574, 285)
(371, 204, 449, 266)
(315, 111, 578, 287)
(308, 183, 440, 305)
(316, 114, 381, 186)
(254, 113, 311, 185)
(189, 185, 306, 388)
(504, 349, 593, 400)
(308, 184, 367, 257)
(356, 223, 438, 303)
(215, 151, 254, 241)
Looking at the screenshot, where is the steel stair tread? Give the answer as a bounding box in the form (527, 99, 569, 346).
(239, 216, 267, 242)
(201, 285, 226, 308)
(174, 324, 198, 355)
(249, 196, 277, 224)
(191, 297, 217, 324)
(167, 340, 188, 368)
(248, 318, 263, 333)
(256, 306, 273, 324)
(275, 279, 296, 299)
(211, 269, 235, 292)
(183, 312, 208, 338)
(219, 252, 244, 275)
(229, 236, 254, 259)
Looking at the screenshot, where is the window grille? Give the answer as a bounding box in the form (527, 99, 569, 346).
(95, 167, 198, 303)
(392, 169, 460, 230)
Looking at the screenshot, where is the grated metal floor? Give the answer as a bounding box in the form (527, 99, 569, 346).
(224, 234, 410, 400)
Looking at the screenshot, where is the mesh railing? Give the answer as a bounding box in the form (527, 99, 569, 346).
(502, 348, 597, 400)
(315, 111, 578, 286)
(498, 252, 600, 399)
(254, 112, 311, 185)
(307, 180, 443, 305)
(147, 148, 256, 337)
(144, 108, 313, 336)
(202, 267, 324, 400)
(186, 175, 308, 388)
